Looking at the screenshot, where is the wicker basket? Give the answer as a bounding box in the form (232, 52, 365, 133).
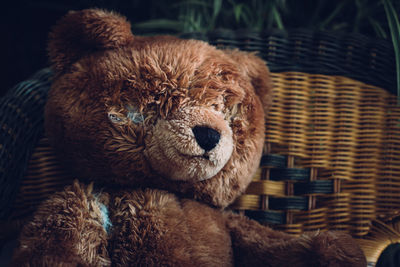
(232, 71, 400, 238)
(1, 29, 399, 263)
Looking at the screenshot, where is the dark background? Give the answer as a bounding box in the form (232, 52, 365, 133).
(1, 0, 172, 95)
(1, 0, 396, 96)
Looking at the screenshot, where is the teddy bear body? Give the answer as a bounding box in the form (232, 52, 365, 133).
(12, 9, 367, 266)
(15, 183, 236, 266)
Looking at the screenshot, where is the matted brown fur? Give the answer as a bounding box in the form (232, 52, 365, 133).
(12, 9, 366, 266)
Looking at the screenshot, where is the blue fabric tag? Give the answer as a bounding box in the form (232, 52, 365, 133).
(98, 202, 112, 233)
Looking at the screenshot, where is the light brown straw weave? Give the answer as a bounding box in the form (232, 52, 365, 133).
(232, 71, 400, 240)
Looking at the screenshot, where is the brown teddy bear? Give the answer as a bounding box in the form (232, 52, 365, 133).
(12, 9, 366, 267)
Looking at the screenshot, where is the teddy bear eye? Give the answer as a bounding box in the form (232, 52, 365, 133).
(126, 105, 145, 123)
(108, 113, 123, 123)
(127, 111, 144, 123)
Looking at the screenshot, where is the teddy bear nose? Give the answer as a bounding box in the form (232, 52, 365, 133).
(192, 126, 221, 152)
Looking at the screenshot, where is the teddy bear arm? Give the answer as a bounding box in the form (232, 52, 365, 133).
(12, 181, 111, 267)
(225, 212, 312, 266)
(225, 212, 367, 267)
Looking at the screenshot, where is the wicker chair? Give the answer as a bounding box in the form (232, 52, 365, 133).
(1, 29, 399, 265)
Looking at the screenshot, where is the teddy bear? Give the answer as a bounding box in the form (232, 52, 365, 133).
(11, 9, 367, 267)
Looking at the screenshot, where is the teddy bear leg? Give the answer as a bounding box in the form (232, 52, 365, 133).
(11, 181, 111, 267)
(225, 212, 367, 267)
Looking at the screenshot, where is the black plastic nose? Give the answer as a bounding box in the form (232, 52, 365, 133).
(192, 126, 221, 152)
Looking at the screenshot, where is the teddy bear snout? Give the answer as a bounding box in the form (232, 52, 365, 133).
(144, 106, 234, 182)
(192, 126, 221, 152)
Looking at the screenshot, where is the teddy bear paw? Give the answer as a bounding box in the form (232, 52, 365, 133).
(311, 231, 367, 267)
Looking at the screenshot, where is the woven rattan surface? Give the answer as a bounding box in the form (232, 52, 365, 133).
(231, 71, 400, 239)
(181, 29, 396, 95)
(0, 69, 52, 219)
(9, 138, 73, 220)
(356, 212, 400, 263)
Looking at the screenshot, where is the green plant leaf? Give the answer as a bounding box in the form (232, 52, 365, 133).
(240, 4, 254, 28)
(133, 19, 184, 32)
(331, 22, 348, 31)
(319, 1, 346, 30)
(233, 4, 244, 23)
(173, 0, 211, 8)
(272, 6, 284, 30)
(383, 0, 400, 104)
(369, 17, 388, 39)
(213, 0, 223, 19)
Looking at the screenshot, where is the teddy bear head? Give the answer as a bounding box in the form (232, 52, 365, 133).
(45, 9, 272, 208)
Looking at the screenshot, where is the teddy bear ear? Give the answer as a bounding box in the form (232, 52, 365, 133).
(225, 50, 273, 113)
(48, 9, 134, 73)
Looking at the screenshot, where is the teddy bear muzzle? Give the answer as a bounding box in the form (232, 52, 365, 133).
(145, 107, 234, 182)
(192, 125, 221, 152)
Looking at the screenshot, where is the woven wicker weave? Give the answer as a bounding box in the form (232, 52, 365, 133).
(1, 30, 399, 263)
(10, 137, 73, 220)
(181, 29, 396, 93)
(0, 69, 52, 220)
(231, 71, 400, 240)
